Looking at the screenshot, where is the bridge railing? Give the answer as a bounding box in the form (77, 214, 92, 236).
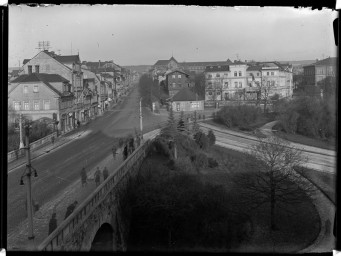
(38, 136, 155, 251)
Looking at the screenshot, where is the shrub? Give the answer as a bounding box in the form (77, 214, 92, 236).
(215, 105, 261, 128)
(152, 137, 171, 157)
(207, 129, 216, 146)
(193, 131, 209, 150)
(174, 157, 195, 174)
(208, 157, 219, 168)
(193, 152, 208, 171)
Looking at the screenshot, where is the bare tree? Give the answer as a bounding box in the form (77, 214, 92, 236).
(231, 136, 315, 230)
(256, 77, 275, 113)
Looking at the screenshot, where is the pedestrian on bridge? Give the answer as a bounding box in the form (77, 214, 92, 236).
(48, 213, 57, 235)
(81, 167, 88, 187)
(103, 167, 109, 181)
(112, 145, 117, 160)
(123, 145, 128, 161)
(64, 200, 78, 220)
(94, 167, 101, 187)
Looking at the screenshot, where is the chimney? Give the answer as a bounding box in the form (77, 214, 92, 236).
(98, 60, 101, 68)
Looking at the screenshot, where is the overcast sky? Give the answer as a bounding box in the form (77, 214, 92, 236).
(9, 5, 337, 67)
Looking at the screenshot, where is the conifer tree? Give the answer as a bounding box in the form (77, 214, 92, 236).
(177, 111, 185, 133)
(161, 104, 177, 139)
(191, 111, 201, 135)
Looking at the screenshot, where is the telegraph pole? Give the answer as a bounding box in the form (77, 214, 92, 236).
(139, 97, 143, 141)
(23, 124, 36, 249)
(19, 114, 24, 149)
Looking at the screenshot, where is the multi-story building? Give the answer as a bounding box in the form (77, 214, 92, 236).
(8, 73, 75, 133)
(20, 50, 85, 128)
(303, 57, 337, 86)
(204, 61, 293, 107)
(166, 70, 193, 98)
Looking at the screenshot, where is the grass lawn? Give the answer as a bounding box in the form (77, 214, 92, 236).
(272, 124, 335, 150)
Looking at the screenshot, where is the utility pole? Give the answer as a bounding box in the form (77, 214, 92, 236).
(19, 114, 24, 149)
(139, 97, 143, 141)
(21, 123, 38, 250)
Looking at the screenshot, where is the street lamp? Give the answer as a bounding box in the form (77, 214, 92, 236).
(139, 97, 143, 141)
(19, 113, 25, 149)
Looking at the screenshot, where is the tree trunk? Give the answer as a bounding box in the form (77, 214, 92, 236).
(264, 99, 267, 113)
(270, 171, 276, 230)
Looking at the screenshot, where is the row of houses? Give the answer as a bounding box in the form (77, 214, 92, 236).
(8, 50, 135, 134)
(150, 56, 294, 112)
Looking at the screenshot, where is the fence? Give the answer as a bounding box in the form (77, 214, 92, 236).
(38, 137, 154, 251)
(7, 132, 57, 163)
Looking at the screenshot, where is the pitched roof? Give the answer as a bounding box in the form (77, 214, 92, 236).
(205, 65, 230, 72)
(180, 61, 228, 67)
(23, 59, 30, 65)
(166, 70, 190, 77)
(313, 57, 337, 66)
(169, 56, 178, 63)
(247, 65, 263, 71)
(11, 73, 69, 83)
(54, 55, 80, 64)
(154, 60, 169, 66)
(231, 60, 246, 65)
(172, 87, 204, 101)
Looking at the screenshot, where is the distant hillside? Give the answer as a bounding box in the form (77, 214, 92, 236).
(278, 60, 316, 66)
(123, 65, 152, 73)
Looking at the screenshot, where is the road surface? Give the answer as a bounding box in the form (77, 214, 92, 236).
(7, 84, 168, 235)
(199, 123, 336, 174)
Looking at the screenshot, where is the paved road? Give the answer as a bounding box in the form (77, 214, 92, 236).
(7, 84, 168, 234)
(199, 123, 336, 174)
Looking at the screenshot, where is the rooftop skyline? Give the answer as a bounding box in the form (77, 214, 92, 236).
(9, 5, 337, 67)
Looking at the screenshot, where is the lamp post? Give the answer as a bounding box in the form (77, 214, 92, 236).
(19, 113, 24, 149)
(139, 97, 143, 141)
(20, 123, 38, 250)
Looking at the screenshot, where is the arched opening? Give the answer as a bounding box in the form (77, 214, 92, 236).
(90, 223, 114, 251)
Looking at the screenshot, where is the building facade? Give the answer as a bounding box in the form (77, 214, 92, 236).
(166, 70, 193, 98)
(171, 87, 204, 112)
(303, 57, 337, 86)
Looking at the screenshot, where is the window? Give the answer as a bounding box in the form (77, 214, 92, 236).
(271, 72, 274, 76)
(234, 71, 237, 77)
(178, 83, 182, 88)
(172, 82, 176, 88)
(224, 93, 229, 100)
(191, 102, 199, 108)
(33, 85, 39, 93)
(28, 65, 32, 74)
(267, 72, 269, 76)
(24, 101, 29, 110)
(208, 82, 212, 87)
(172, 75, 175, 79)
(234, 82, 238, 88)
(208, 92, 212, 95)
(178, 75, 181, 78)
(224, 82, 228, 87)
(239, 82, 242, 88)
(257, 72, 259, 76)
(208, 74, 212, 78)
(216, 74, 220, 78)
(14, 102, 21, 110)
(34, 101, 40, 110)
(224, 73, 228, 77)
(24, 86, 28, 94)
(217, 92, 221, 95)
(249, 73, 253, 76)
(44, 100, 50, 110)
(239, 71, 242, 76)
(35, 65, 40, 73)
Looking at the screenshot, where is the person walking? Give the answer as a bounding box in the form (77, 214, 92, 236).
(123, 145, 128, 160)
(48, 213, 57, 235)
(103, 167, 109, 181)
(94, 167, 101, 187)
(81, 167, 88, 187)
(112, 145, 117, 160)
(64, 201, 78, 220)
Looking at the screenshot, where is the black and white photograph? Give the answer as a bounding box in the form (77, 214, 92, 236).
(7, 5, 337, 252)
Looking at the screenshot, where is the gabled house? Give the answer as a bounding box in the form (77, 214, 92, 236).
(171, 87, 204, 112)
(153, 56, 180, 73)
(166, 70, 193, 98)
(9, 73, 75, 133)
(20, 50, 84, 127)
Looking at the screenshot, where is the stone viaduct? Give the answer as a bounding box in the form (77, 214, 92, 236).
(37, 133, 158, 251)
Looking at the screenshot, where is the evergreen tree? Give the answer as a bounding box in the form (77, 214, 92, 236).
(207, 129, 216, 146)
(177, 111, 185, 133)
(161, 105, 177, 139)
(191, 111, 201, 135)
